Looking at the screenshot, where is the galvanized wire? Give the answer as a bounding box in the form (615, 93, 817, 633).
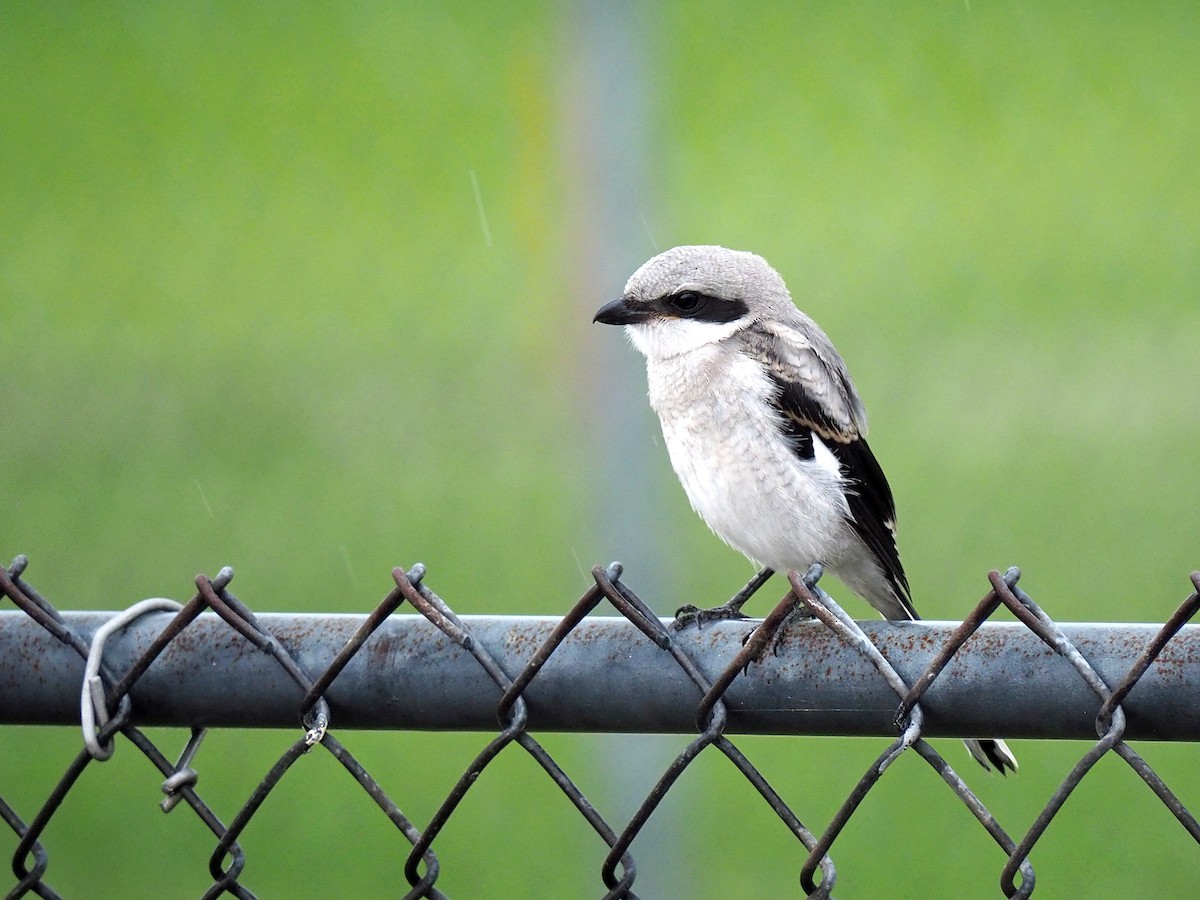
(2, 553, 1199, 898)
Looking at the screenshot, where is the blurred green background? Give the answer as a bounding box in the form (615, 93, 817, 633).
(3, 2, 1199, 897)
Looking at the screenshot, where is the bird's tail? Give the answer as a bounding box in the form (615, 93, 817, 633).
(842, 563, 1020, 774)
(964, 738, 1019, 775)
(877, 579, 1019, 775)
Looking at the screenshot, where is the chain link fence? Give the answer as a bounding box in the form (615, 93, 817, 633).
(2, 553, 1198, 898)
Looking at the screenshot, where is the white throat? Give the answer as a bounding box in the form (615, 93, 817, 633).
(625, 318, 747, 361)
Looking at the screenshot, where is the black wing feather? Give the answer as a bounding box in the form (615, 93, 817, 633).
(826, 437, 915, 618)
(769, 374, 916, 619)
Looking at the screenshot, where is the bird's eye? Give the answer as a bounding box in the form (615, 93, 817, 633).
(670, 291, 703, 314)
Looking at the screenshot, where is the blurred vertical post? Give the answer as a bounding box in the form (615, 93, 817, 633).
(561, 2, 684, 895)
(564, 5, 666, 581)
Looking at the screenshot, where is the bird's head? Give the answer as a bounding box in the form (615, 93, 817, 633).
(593, 245, 792, 360)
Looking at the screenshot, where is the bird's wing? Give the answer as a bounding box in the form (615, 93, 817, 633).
(736, 319, 914, 616)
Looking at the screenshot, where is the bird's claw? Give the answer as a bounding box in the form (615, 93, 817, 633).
(671, 601, 750, 631)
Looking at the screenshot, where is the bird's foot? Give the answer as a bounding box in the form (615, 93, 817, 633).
(672, 567, 775, 631)
(767, 601, 817, 650)
(739, 593, 818, 659)
(671, 600, 750, 631)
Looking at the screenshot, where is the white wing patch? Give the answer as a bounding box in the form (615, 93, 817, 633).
(812, 434, 852, 516)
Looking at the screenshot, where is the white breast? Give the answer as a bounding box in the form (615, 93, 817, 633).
(644, 345, 853, 572)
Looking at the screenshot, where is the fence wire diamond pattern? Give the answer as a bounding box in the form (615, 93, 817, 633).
(2, 553, 1198, 897)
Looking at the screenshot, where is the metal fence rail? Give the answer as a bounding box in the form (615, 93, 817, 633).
(2, 553, 1198, 899)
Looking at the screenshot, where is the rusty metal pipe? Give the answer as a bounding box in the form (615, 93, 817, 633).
(1, 611, 1196, 739)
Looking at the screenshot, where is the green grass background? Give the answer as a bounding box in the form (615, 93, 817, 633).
(3, 2, 1199, 897)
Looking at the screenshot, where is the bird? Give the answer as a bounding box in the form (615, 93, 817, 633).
(593, 244, 1017, 774)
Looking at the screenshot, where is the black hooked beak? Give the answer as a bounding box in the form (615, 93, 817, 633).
(593, 296, 652, 325)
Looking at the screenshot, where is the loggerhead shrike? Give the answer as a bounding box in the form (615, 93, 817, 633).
(593, 245, 1017, 774)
